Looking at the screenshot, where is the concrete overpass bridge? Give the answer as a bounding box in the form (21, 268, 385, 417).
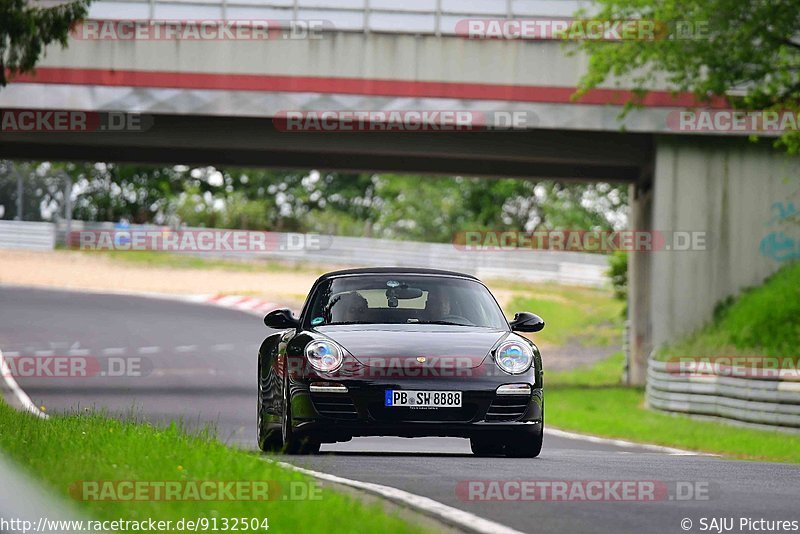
(1, 0, 798, 383)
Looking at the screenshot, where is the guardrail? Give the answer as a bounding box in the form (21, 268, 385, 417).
(0, 452, 93, 534)
(55, 220, 609, 286)
(645, 359, 800, 431)
(0, 220, 56, 251)
(88, 0, 588, 35)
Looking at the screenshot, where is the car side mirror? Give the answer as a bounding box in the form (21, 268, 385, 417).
(509, 312, 545, 333)
(264, 308, 300, 330)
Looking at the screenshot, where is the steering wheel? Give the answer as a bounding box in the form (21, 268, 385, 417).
(440, 314, 475, 326)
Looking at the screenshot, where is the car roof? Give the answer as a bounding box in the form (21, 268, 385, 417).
(314, 267, 479, 284)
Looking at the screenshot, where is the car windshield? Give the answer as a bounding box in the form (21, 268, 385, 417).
(304, 274, 509, 329)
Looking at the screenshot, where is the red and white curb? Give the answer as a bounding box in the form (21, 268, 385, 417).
(184, 294, 285, 316)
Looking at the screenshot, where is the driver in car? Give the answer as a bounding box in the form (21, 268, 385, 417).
(331, 291, 369, 323)
(423, 288, 451, 321)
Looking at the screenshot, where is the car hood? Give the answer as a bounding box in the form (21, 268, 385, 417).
(314, 324, 507, 369)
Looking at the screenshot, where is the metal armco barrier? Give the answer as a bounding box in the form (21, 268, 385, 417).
(55, 220, 609, 286)
(0, 220, 56, 251)
(646, 359, 800, 431)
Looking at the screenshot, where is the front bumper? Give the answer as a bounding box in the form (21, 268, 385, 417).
(288, 365, 543, 442)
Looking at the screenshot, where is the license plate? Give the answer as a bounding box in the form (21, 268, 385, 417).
(384, 390, 462, 408)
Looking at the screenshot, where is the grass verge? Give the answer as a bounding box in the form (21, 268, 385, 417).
(0, 402, 424, 533)
(546, 353, 800, 464)
(657, 261, 800, 362)
(505, 283, 624, 347)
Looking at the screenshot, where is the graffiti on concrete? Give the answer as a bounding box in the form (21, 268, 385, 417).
(760, 198, 800, 262)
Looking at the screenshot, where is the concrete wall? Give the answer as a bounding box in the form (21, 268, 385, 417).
(650, 136, 800, 348)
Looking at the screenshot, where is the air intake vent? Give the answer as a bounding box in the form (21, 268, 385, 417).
(311, 393, 358, 420)
(485, 395, 529, 422)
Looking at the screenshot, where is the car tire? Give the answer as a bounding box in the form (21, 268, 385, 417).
(504, 424, 544, 458)
(280, 369, 319, 455)
(470, 437, 504, 456)
(257, 367, 281, 452)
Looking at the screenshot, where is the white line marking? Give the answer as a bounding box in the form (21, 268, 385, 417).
(174, 345, 198, 353)
(3, 351, 19, 357)
(0, 349, 48, 419)
(275, 461, 524, 534)
(102, 347, 126, 355)
(137, 346, 161, 354)
(546, 427, 707, 456)
(67, 349, 91, 356)
(34, 350, 54, 356)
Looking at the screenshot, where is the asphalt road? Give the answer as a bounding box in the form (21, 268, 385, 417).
(2, 286, 798, 534)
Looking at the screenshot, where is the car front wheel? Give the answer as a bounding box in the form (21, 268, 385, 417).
(469, 437, 504, 456)
(257, 367, 281, 452)
(280, 371, 320, 455)
(504, 424, 543, 458)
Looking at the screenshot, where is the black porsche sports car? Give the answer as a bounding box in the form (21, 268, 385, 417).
(257, 267, 545, 457)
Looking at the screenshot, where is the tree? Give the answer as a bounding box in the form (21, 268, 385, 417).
(576, 0, 800, 153)
(0, 161, 65, 220)
(1, 0, 89, 86)
(69, 163, 185, 223)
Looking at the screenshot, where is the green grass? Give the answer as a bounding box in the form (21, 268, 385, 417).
(77, 249, 327, 275)
(0, 403, 424, 533)
(546, 353, 800, 464)
(547, 351, 628, 387)
(658, 261, 800, 362)
(506, 284, 624, 347)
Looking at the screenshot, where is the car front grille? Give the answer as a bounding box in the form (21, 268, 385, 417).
(368, 404, 478, 422)
(310, 393, 358, 420)
(485, 395, 529, 421)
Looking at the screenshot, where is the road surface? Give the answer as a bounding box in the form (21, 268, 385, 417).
(1, 286, 797, 534)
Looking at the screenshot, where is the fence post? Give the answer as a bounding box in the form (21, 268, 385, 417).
(14, 163, 23, 221)
(63, 171, 73, 248)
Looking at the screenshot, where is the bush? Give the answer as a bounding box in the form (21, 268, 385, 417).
(607, 251, 628, 303)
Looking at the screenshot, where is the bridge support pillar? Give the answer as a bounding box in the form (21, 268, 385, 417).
(627, 182, 653, 386)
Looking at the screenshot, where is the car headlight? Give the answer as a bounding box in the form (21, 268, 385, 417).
(305, 339, 343, 372)
(494, 340, 533, 374)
